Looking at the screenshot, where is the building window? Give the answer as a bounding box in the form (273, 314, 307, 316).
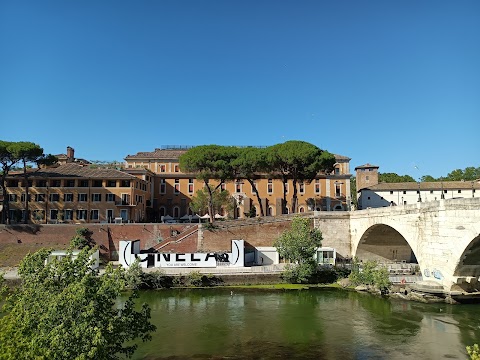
(51, 180, 62, 187)
(90, 209, 99, 220)
(35, 194, 45, 202)
(235, 181, 242, 193)
(78, 193, 87, 202)
(76, 210, 87, 220)
(267, 179, 273, 194)
(79, 180, 89, 187)
(390, 191, 394, 195)
(64, 209, 73, 220)
(365, 176, 369, 181)
(66, 179, 75, 187)
(49, 193, 60, 202)
(174, 179, 180, 194)
(430, 190, 434, 194)
(299, 182, 305, 194)
(107, 180, 116, 187)
(173, 206, 180, 218)
(174, 165, 179, 172)
(458, 190, 462, 193)
(106, 193, 115, 202)
(315, 179, 320, 194)
(220, 183, 226, 191)
(160, 164, 166, 173)
(91, 193, 102, 202)
(120, 180, 131, 187)
(121, 194, 130, 205)
(64, 193, 73, 202)
(403, 191, 406, 194)
(36, 180, 47, 187)
(188, 178, 194, 194)
(335, 183, 341, 197)
(159, 207, 166, 217)
(50, 209, 58, 220)
(335, 167, 340, 175)
(268, 206, 274, 216)
(92, 180, 103, 187)
(106, 209, 114, 222)
(160, 179, 166, 194)
(7, 180, 17, 187)
(299, 206, 305, 213)
(8, 194, 17, 202)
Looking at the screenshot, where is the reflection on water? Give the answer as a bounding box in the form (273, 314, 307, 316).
(125, 289, 480, 360)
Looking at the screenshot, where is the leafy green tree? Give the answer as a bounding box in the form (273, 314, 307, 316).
(0, 247, 155, 359)
(274, 216, 323, 283)
(379, 173, 415, 183)
(231, 147, 268, 216)
(0, 141, 21, 224)
(421, 175, 437, 182)
(267, 141, 335, 213)
(349, 259, 391, 292)
(179, 145, 237, 222)
(189, 185, 234, 218)
(70, 227, 95, 249)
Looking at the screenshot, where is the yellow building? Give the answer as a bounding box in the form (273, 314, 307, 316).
(5, 162, 153, 224)
(125, 146, 352, 220)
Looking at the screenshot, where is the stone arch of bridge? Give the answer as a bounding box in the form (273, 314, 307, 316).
(353, 223, 420, 267)
(453, 234, 480, 278)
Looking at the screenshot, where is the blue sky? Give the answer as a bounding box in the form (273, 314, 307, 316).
(1, 0, 479, 179)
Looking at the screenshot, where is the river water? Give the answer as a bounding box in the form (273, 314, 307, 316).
(128, 288, 480, 360)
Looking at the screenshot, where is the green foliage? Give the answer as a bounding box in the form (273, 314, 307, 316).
(274, 216, 323, 265)
(124, 258, 144, 290)
(281, 260, 318, 284)
(467, 344, 480, 360)
(349, 259, 391, 291)
(70, 227, 94, 249)
(275, 216, 323, 283)
(184, 271, 204, 287)
(0, 247, 155, 359)
(379, 172, 415, 183)
(267, 141, 335, 213)
(189, 185, 234, 217)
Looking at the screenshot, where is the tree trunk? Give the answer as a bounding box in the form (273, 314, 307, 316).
(281, 174, 287, 214)
(205, 180, 214, 224)
(247, 179, 264, 216)
(292, 178, 298, 213)
(23, 158, 30, 223)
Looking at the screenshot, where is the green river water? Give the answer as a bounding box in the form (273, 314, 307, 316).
(126, 288, 480, 360)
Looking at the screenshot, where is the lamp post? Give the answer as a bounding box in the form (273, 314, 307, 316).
(473, 181, 475, 198)
(441, 182, 445, 199)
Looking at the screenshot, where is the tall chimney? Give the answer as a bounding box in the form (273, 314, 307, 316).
(66, 146, 75, 162)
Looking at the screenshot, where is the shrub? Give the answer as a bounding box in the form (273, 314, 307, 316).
(467, 344, 480, 360)
(349, 259, 391, 291)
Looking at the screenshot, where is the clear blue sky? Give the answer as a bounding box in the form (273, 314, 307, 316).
(1, 0, 479, 179)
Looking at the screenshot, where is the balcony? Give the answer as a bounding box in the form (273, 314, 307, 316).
(115, 201, 136, 207)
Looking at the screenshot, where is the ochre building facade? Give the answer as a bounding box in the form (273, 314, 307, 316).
(125, 146, 352, 220)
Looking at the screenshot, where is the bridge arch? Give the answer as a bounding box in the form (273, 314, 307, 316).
(354, 224, 419, 265)
(453, 234, 480, 278)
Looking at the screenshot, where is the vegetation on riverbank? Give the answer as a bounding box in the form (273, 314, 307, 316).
(0, 247, 155, 360)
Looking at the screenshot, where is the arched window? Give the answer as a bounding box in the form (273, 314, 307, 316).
(299, 206, 305, 213)
(159, 206, 166, 217)
(173, 206, 180, 218)
(268, 206, 274, 216)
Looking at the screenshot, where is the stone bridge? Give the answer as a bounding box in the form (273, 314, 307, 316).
(341, 198, 480, 291)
